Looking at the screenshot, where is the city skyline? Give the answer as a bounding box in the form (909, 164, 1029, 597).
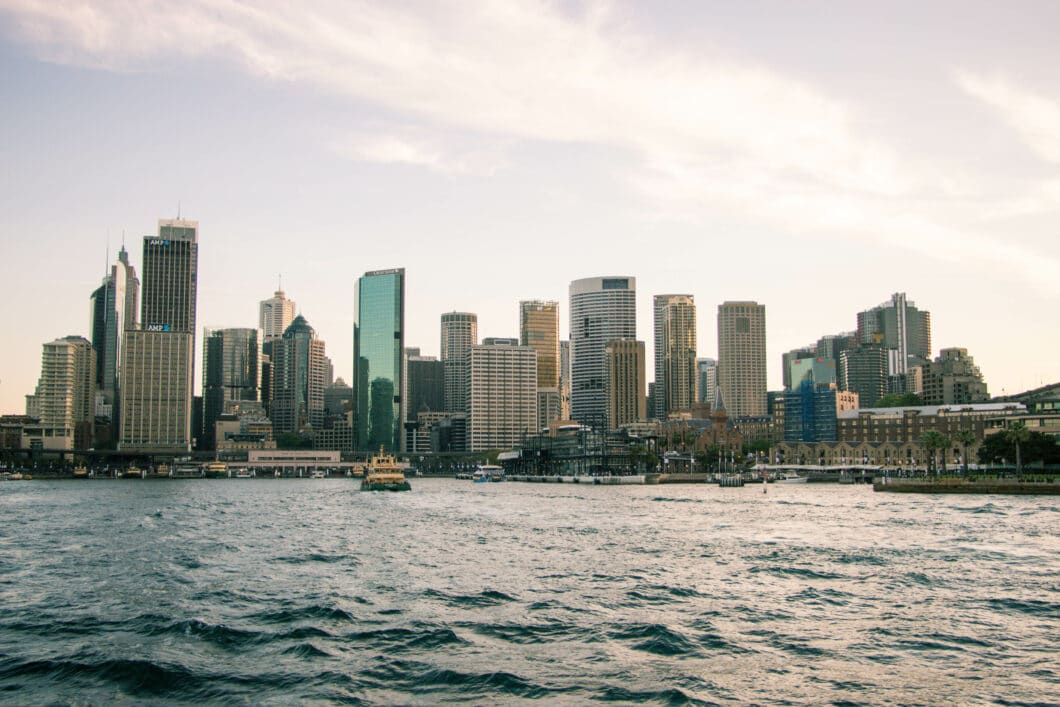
(3, 2, 1060, 414)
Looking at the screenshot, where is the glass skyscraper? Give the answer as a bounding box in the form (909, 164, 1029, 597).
(354, 268, 405, 452)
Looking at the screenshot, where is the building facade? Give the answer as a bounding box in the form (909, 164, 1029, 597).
(88, 245, 138, 427)
(839, 345, 888, 408)
(270, 315, 327, 435)
(519, 300, 560, 388)
(441, 312, 477, 416)
(717, 301, 767, 418)
(202, 327, 262, 450)
(259, 288, 297, 344)
(569, 276, 636, 430)
(468, 340, 537, 452)
(33, 336, 96, 450)
(119, 219, 198, 452)
(919, 348, 990, 405)
(605, 339, 646, 430)
(354, 268, 405, 452)
(696, 358, 717, 407)
(856, 292, 931, 375)
(654, 294, 697, 418)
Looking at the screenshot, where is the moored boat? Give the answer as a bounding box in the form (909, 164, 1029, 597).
(122, 466, 143, 479)
(72, 465, 89, 478)
(360, 448, 411, 491)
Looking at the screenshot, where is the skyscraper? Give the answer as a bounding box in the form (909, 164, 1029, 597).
(856, 292, 931, 375)
(468, 339, 537, 451)
(654, 294, 697, 418)
(270, 315, 327, 435)
(259, 288, 297, 344)
(33, 336, 96, 450)
(559, 340, 571, 420)
(119, 219, 198, 452)
(605, 339, 646, 430)
(441, 312, 477, 415)
(569, 276, 636, 430)
(202, 328, 262, 449)
(717, 301, 767, 419)
(354, 268, 405, 452)
(519, 301, 559, 388)
(89, 247, 136, 428)
(838, 345, 888, 408)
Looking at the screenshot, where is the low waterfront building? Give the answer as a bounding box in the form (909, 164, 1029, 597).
(837, 402, 1025, 444)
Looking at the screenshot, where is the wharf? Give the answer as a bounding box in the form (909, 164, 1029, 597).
(873, 477, 1060, 495)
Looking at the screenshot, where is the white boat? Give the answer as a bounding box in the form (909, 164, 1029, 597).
(233, 469, 255, 478)
(472, 464, 505, 483)
(776, 473, 807, 483)
(310, 470, 327, 479)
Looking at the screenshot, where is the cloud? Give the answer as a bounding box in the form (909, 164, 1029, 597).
(957, 71, 1060, 164)
(2, 1, 1058, 294)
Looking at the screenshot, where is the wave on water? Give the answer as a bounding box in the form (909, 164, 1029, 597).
(986, 598, 1060, 617)
(423, 588, 517, 607)
(608, 623, 702, 657)
(247, 604, 359, 625)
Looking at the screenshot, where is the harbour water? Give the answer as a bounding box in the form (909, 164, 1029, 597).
(0, 479, 1057, 704)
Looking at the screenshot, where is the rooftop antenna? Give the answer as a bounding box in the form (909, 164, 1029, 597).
(177, 200, 181, 220)
(278, 273, 282, 292)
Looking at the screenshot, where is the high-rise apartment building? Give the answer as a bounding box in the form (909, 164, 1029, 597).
(856, 292, 931, 375)
(119, 219, 198, 452)
(919, 348, 989, 405)
(839, 345, 888, 408)
(696, 358, 717, 407)
(441, 312, 477, 415)
(270, 315, 327, 435)
(717, 301, 767, 418)
(354, 268, 405, 452)
(468, 339, 537, 451)
(605, 339, 646, 430)
(569, 276, 636, 430)
(33, 336, 96, 450)
(654, 294, 697, 418)
(202, 328, 262, 450)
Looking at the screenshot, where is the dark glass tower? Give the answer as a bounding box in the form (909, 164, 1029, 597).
(354, 268, 405, 452)
(202, 328, 262, 449)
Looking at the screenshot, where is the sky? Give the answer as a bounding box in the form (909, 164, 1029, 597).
(1, 1, 1059, 415)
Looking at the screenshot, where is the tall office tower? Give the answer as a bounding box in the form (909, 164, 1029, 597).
(406, 355, 445, 417)
(270, 315, 327, 435)
(119, 219, 198, 452)
(201, 328, 262, 450)
(354, 268, 405, 452)
(559, 340, 571, 419)
(259, 288, 297, 344)
(569, 276, 636, 430)
(838, 345, 888, 408)
(696, 358, 718, 406)
(441, 312, 477, 415)
(467, 339, 537, 451)
(717, 301, 767, 419)
(605, 339, 646, 430)
(519, 301, 560, 387)
(88, 245, 140, 420)
(33, 336, 96, 450)
(856, 293, 932, 375)
(654, 294, 697, 418)
(781, 345, 817, 390)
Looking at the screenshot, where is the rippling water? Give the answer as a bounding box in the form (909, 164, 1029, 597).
(1, 479, 1057, 704)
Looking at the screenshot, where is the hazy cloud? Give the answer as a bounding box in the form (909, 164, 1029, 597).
(957, 71, 1060, 164)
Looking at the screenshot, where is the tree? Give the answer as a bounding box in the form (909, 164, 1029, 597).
(919, 430, 950, 474)
(955, 429, 977, 476)
(1005, 421, 1030, 479)
(875, 392, 923, 408)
